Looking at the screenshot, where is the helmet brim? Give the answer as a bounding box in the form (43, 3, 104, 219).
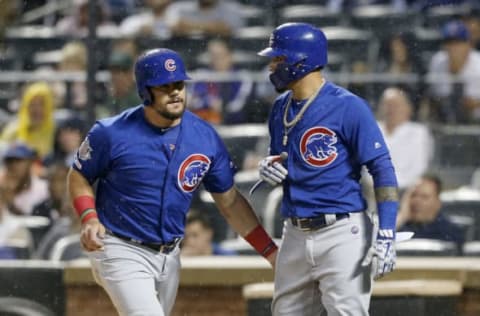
(146, 74, 191, 87)
(257, 47, 285, 57)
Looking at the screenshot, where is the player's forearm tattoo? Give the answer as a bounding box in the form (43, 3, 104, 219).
(374, 187, 399, 202)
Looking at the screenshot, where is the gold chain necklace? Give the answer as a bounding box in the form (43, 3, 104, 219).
(282, 79, 325, 146)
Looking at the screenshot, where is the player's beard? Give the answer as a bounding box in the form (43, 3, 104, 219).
(154, 98, 186, 121)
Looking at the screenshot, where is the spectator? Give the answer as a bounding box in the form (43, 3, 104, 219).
(426, 20, 480, 123)
(119, 0, 174, 39)
(397, 174, 465, 251)
(377, 32, 423, 75)
(181, 210, 236, 256)
(44, 117, 86, 167)
(52, 41, 89, 110)
(33, 163, 80, 260)
(0, 184, 32, 259)
(188, 39, 253, 124)
(0, 143, 49, 216)
(377, 32, 424, 107)
(55, 0, 117, 37)
(169, 0, 245, 37)
(377, 87, 433, 190)
(98, 51, 141, 118)
(1, 82, 55, 160)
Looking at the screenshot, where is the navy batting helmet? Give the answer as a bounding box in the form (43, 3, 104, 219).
(258, 23, 327, 91)
(134, 48, 191, 105)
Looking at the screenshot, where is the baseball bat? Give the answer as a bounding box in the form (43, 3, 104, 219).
(249, 152, 288, 197)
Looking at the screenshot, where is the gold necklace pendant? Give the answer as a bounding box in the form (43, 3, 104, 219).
(282, 79, 325, 146)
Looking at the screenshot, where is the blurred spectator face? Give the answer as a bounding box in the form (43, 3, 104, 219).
(199, 0, 217, 9)
(444, 40, 471, 70)
(48, 165, 69, 203)
(379, 88, 412, 126)
(111, 69, 133, 96)
(391, 36, 408, 65)
(147, 0, 171, 10)
(4, 158, 32, 183)
(409, 178, 442, 223)
(208, 40, 233, 72)
(183, 220, 213, 255)
(57, 127, 82, 155)
(27, 95, 47, 127)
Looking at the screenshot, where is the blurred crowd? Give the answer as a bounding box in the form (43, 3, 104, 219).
(1, 0, 480, 260)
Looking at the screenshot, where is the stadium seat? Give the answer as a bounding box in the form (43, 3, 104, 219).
(423, 4, 472, 29)
(395, 239, 458, 256)
(232, 26, 274, 53)
(49, 234, 85, 261)
(215, 124, 268, 169)
(279, 5, 344, 27)
(321, 26, 378, 70)
(463, 241, 480, 256)
(0, 297, 56, 316)
(350, 5, 419, 40)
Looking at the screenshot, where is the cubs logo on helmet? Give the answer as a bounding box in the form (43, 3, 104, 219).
(178, 154, 211, 192)
(164, 59, 176, 71)
(300, 127, 338, 167)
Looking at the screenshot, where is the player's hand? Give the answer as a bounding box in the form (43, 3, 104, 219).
(80, 218, 106, 252)
(258, 155, 288, 186)
(361, 237, 396, 280)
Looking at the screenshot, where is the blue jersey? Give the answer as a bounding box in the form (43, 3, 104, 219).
(269, 82, 390, 218)
(72, 106, 235, 243)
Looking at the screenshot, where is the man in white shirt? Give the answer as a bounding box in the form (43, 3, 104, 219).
(377, 87, 434, 190)
(427, 20, 480, 123)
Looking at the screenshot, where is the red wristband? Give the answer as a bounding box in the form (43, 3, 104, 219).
(244, 225, 278, 258)
(73, 195, 97, 224)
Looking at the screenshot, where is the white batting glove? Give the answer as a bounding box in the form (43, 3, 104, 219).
(258, 155, 288, 186)
(361, 233, 396, 280)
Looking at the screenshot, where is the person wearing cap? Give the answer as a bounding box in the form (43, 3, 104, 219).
(0, 142, 49, 216)
(98, 51, 142, 118)
(426, 20, 480, 123)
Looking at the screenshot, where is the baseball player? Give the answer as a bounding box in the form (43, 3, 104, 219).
(257, 23, 399, 315)
(67, 48, 277, 316)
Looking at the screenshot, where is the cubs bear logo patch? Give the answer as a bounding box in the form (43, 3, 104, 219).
(78, 137, 93, 161)
(178, 154, 211, 192)
(300, 127, 338, 167)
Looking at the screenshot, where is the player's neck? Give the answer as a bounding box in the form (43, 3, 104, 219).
(291, 72, 325, 100)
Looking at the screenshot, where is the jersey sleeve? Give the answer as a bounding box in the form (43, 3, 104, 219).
(202, 132, 236, 193)
(72, 122, 111, 184)
(342, 98, 389, 164)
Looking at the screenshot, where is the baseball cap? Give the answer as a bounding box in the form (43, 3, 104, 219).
(108, 52, 134, 70)
(3, 143, 37, 161)
(442, 20, 470, 42)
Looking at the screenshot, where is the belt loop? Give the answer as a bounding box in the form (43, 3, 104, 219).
(324, 214, 337, 226)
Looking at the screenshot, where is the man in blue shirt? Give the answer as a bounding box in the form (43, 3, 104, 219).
(67, 48, 276, 316)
